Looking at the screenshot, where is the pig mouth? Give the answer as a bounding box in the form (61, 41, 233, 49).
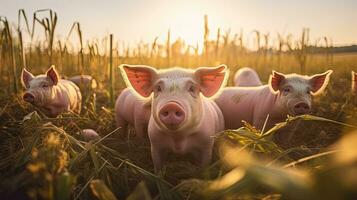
(288, 100, 312, 116)
(23, 93, 36, 104)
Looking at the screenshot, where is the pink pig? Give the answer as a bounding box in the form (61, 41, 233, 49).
(68, 75, 98, 91)
(115, 87, 151, 138)
(21, 65, 82, 117)
(352, 71, 357, 94)
(233, 67, 262, 87)
(119, 64, 228, 170)
(216, 69, 333, 130)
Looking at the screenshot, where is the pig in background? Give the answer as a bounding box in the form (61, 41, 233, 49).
(119, 64, 228, 171)
(115, 87, 151, 138)
(68, 75, 98, 108)
(21, 65, 82, 117)
(233, 67, 262, 87)
(216, 69, 333, 131)
(67, 75, 97, 92)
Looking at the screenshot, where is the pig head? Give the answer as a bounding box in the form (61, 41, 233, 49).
(120, 64, 227, 171)
(269, 70, 333, 116)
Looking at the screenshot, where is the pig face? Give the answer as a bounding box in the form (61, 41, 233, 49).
(21, 65, 60, 107)
(352, 71, 357, 93)
(269, 70, 333, 116)
(120, 64, 227, 132)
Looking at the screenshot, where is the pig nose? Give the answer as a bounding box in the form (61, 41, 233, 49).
(159, 102, 185, 128)
(293, 102, 311, 115)
(23, 93, 35, 103)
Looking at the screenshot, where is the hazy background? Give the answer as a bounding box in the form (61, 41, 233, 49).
(1, 0, 357, 48)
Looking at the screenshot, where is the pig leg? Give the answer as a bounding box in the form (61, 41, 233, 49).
(134, 122, 148, 138)
(151, 146, 168, 172)
(192, 144, 213, 167)
(115, 113, 128, 135)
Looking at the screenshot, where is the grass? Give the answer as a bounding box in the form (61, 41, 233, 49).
(0, 9, 357, 200)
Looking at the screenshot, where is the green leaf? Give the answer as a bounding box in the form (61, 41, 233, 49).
(55, 171, 75, 200)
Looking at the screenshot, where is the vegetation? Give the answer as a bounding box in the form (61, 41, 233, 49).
(0, 9, 357, 200)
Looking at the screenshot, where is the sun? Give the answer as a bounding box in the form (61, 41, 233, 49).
(159, 0, 207, 48)
(169, 11, 204, 46)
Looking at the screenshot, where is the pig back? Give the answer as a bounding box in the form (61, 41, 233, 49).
(234, 67, 262, 87)
(68, 75, 97, 91)
(115, 88, 150, 124)
(58, 79, 82, 112)
(215, 86, 270, 129)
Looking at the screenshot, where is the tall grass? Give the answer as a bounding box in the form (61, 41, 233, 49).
(1, 10, 356, 94)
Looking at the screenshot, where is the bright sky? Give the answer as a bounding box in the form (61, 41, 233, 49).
(1, 0, 357, 48)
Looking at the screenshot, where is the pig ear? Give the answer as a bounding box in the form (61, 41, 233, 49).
(269, 70, 286, 93)
(309, 70, 333, 95)
(120, 64, 157, 98)
(46, 65, 59, 85)
(351, 71, 357, 92)
(21, 68, 34, 88)
(195, 64, 228, 98)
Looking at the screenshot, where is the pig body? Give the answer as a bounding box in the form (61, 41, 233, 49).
(148, 99, 224, 170)
(216, 70, 333, 131)
(114, 88, 151, 138)
(21, 66, 82, 117)
(120, 64, 227, 170)
(81, 129, 100, 141)
(68, 75, 97, 92)
(216, 86, 285, 130)
(233, 67, 262, 87)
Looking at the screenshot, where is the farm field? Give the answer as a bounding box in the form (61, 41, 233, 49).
(1, 7, 357, 200)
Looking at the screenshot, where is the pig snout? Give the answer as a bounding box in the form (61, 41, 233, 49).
(159, 102, 185, 129)
(23, 92, 35, 103)
(293, 102, 311, 115)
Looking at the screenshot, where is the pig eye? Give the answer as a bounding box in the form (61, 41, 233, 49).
(189, 85, 196, 93)
(157, 85, 162, 92)
(189, 85, 199, 98)
(42, 84, 49, 88)
(283, 88, 291, 93)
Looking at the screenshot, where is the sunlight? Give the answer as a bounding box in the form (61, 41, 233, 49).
(153, 0, 208, 48)
(168, 9, 204, 47)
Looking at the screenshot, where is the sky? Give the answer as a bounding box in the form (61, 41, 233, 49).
(1, 0, 357, 49)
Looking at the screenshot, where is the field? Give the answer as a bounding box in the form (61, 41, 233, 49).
(0, 9, 357, 200)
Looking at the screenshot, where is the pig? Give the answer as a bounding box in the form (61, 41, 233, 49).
(352, 71, 357, 94)
(215, 70, 333, 131)
(233, 67, 262, 87)
(119, 64, 228, 170)
(21, 65, 82, 117)
(81, 129, 100, 141)
(114, 87, 151, 138)
(68, 75, 97, 92)
(68, 75, 97, 106)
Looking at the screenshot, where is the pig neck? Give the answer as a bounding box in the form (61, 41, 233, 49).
(47, 83, 66, 106)
(263, 87, 288, 121)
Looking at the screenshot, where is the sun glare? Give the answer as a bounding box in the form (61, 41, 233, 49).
(154, 0, 209, 49)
